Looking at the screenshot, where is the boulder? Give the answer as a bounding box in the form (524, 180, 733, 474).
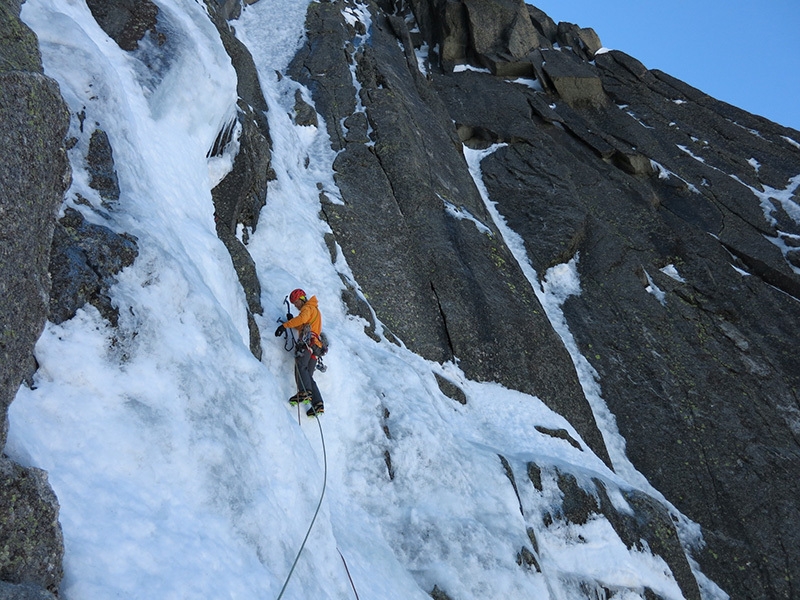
(540, 48, 607, 108)
(556, 21, 602, 61)
(436, 0, 471, 68)
(463, 0, 540, 62)
(526, 4, 557, 43)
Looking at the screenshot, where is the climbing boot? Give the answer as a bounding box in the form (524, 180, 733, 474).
(289, 391, 312, 406)
(306, 403, 324, 417)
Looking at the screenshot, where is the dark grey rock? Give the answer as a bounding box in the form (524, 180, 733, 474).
(555, 471, 598, 526)
(498, 454, 523, 515)
(336, 271, 379, 341)
(0, 1, 42, 73)
(516, 545, 540, 571)
(211, 0, 243, 22)
(437, 0, 470, 69)
(0, 458, 63, 595)
(210, 102, 272, 238)
(526, 462, 543, 491)
(540, 48, 607, 108)
(462, 0, 540, 66)
(290, 3, 359, 152)
(430, 584, 454, 600)
(551, 472, 700, 600)
(432, 68, 542, 145)
(204, 2, 278, 360)
(556, 21, 602, 61)
(85, 0, 160, 52)
(87, 129, 121, 205)
(0, 4, 68, 595)
(48, 207, 138, 326)
(343, 112, 370, 144)
(0, 68, 70, 447)
(293, 89, 319, 127)
(534, 426, 582, 451)
(598, 483, 701, 600)
(472, 24, 800, 597)
(526, 5, 557, 43)
(434, 373, 466, 405)
(407, 0, 548, 74)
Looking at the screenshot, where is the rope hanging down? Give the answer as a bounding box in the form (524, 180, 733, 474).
(275, 415, 328, 600)
(338, 548, 361, 600)
(275, 296, 356, 598)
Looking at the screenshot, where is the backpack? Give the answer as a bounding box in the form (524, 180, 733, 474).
(310, 330, 329, 373)
(312, 331, 329, 358)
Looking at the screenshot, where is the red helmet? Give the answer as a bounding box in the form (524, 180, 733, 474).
(289, 288, 307, 303)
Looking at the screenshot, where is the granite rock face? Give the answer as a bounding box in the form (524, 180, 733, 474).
(283, 1, 800, 597)
(289, 1, 613, 470)
(0, 5, 70, 450)
(0, 1, 69, 595)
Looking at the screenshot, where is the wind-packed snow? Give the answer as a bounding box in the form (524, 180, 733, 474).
(649, 159, 701, 194)
(509, 77, 544, 92)
(643, 270, 667, 306)
(738, 173, 800, 229)
(7, 1, 724, 599)
(660, 264, 686, 283)
(440, 195, 492, 234)
(453, 64, 492, 74)
(677, 144, 706, 163)
(783, 136, 800, 150)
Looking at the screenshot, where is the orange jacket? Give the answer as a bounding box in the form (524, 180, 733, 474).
(283, 296, 322, 346)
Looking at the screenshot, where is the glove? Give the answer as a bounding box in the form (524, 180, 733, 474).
(274, 324, 285, 337)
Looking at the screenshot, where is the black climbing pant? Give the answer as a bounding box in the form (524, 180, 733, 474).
(295, 346, 323, 407)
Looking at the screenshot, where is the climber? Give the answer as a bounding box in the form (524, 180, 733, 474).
(274, 288, 325, 417)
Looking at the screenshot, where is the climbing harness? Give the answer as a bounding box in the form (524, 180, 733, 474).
(278, 296, 328, 373)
